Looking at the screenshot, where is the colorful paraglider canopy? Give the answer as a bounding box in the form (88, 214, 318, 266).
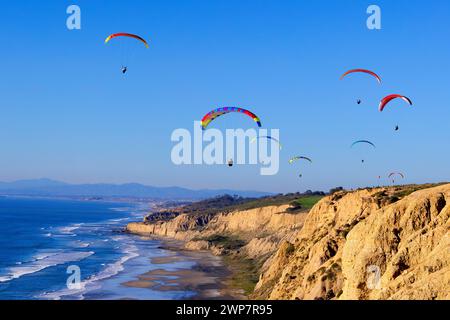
(105, 33, 149, 48)
(351, 140, 376, 148)
(379, 94, 412, 112)
(340, 69, 382, 84)
(250, 136, 282, 150)
(288, 156, 312, 164)
(388, 172, 405, 179)
(201, 107, 261, 130)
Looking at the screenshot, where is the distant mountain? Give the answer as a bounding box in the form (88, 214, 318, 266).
(0, 178, 67, 190)
(0, 179, 271, 200)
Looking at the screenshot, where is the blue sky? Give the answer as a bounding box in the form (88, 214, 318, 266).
(0, 0, 449, 193)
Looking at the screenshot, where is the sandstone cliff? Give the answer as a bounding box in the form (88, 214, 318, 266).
(127, 184, 450, 300)
(254, 184, 449, 300)
(127, 204, 307, 259)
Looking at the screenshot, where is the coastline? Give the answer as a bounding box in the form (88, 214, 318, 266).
(0, 196, 243, 300)
(1, 184, 447, 300)
(123, 235, 247, 300)
(124, 203, 308, 299)
(125, 184, 450, 300)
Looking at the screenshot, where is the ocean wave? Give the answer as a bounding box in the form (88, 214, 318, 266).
(39, 244, 139, 300)
(57, 224, 82, 235)
(109, 207, 133, 212)
(43, 223, 84, 238)
(108, 217, 130, 223)
(7, 251, 62, 272)
(33, 251, 62, 261)
(111, 236, 124, 241)
(71, 241, 91, 248)
(0, 251, 94, 283)
(131, 212, 146, 218)
(110, 205, 150, 217)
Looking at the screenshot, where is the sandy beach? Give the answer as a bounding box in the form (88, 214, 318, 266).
(121, 237, 246, 300)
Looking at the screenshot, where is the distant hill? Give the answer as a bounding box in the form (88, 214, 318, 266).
(0, 179, 271, 200)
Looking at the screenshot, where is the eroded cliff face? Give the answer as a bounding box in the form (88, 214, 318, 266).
(254, 184, 450, 300)
(126, 184, 450, 300)
(126, 204, 308, 259)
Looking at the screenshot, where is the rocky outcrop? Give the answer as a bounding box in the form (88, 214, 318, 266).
(127, 214, 202, 241)
(253, 184, 450, 300)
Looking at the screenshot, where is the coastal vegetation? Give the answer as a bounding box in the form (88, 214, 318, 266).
(147, 191, 326, 223)
(222, 255, 262, 296)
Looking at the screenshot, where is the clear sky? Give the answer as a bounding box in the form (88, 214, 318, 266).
(0, 0, 449, 193)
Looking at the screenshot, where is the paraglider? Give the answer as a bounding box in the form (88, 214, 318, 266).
(389, 172, 405, 184)
(379, 95, 411, 133)
(201, 107, 261, 130)
(288, 156, 312, 164)
(250, 136, 282, 150)
(388, 172, 405, 179)
(341, 69, 380, 107)
(379, 94, 413, 112)
(105, 33, 149, 74)
(105, 33, 149, 48)
(351, 140, 375, 164)
(289, 156, 312, 178)
(340, 69, 382, 84)
(351, 140, 376, 148)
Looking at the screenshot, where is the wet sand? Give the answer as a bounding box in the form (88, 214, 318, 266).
(121, 237, 246, 300)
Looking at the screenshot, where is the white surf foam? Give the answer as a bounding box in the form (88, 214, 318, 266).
(39, 244, 139, 300)
(57, 224, 82, 235)
(71, 241, 91, 248)
(0, 251, 94, 283)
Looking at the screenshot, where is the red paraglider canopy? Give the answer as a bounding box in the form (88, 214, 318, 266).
(379, 94, 413, 112)
(105, 33, 149, 48)
(340, 69, 382, 84)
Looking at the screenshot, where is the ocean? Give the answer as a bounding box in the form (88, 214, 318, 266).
(0, 197, 196, 300)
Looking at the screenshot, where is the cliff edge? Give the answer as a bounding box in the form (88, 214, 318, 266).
(126, 184, 450, 300)
(254, 184, 449, 300)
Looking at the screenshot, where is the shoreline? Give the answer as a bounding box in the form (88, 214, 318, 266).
(122, 235, 247, 300)
(124, 202, 310, 299)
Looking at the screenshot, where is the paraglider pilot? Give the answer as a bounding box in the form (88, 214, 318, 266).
(122, 66, 128, 74)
